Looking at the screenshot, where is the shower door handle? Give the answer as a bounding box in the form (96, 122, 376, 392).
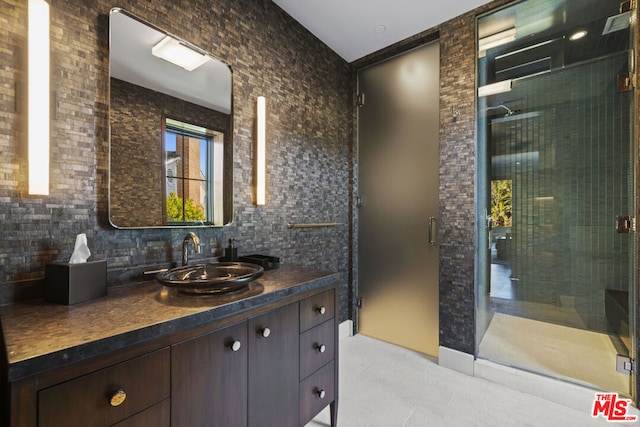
(428, 217, 438, 246)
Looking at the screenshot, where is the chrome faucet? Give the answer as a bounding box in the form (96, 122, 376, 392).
(182, 232, 201, 266)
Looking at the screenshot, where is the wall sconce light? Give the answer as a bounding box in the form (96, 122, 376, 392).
(152, 36, 210, 71)
(255, 96, 266, 205)
(28, 0, 50, 196)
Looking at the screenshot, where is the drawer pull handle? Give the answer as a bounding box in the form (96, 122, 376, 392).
(317, 306, 326, 315)
(316, 344, 326, 353)
(316, 388, 326, 399)
(261, 327, 271, 338)
(231, 340, 242, 352)
(109, 389, 127, 407)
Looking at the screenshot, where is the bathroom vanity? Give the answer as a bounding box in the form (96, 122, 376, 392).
(0, 265, 338, 427)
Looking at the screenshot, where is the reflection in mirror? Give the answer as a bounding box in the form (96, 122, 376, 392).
(108, 8, 233, 228)
(164, 119, 224, 225)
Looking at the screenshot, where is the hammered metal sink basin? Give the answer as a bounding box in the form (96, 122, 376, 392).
(156, 262, 264, 294)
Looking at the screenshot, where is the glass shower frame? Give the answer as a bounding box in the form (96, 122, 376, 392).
(474, 0, 637, 400)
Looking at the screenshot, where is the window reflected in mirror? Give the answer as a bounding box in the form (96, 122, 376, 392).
(164, 119, 224, 225)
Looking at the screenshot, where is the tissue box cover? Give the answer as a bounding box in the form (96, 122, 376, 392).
(45, 260, 107, 305)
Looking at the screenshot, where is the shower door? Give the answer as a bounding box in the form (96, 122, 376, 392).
(476, 0, 636, 399)
(357, 41, 440, 356)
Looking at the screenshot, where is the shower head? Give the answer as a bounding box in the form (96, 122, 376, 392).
(486, 104, 515, 116)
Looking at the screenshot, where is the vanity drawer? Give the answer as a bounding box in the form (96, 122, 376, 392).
(300, 319, 335, 379)
(300, 289, 335, 332)
(38, 347, 170, 427)
(299, 360, 335, 426)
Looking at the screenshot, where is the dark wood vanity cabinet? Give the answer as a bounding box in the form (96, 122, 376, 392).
(3, 282, 338, 427)
(171, 291, 339, 427)
(171, 303, 301, 427)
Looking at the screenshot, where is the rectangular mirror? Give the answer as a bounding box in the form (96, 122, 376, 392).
(108, 8, 233, 228)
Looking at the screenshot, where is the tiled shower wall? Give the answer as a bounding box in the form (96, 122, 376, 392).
(0, 0, 352, 319)
(500, 54, 633, 332)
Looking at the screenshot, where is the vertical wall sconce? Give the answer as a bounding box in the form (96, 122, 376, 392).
(28, 0, 50, 195)
(255, 96, 266, 205)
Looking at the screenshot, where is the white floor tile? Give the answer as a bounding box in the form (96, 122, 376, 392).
(307, 334, 640, 427)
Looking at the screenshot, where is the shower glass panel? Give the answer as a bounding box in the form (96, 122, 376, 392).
(476, 0, 635, 398)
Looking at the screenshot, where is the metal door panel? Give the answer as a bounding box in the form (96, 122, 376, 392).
(357, 41, 440, 356)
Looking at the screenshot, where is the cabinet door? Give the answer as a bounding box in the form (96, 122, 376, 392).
(248, 303, 299, 427)
(171, 321, 247, 427)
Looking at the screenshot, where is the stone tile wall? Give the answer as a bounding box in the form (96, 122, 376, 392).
(0, 0, 353, 320)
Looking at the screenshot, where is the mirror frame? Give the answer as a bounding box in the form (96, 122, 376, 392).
(108, 8, 233, 229)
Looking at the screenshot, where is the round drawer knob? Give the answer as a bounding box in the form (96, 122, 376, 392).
(317, 388, 326, 399)
(316, 344, 326, 353)
(317, 306, 326, 315)
(109, 389, 127, 407)
(231, 340, 242, 352)
(261, 327, 271, 338)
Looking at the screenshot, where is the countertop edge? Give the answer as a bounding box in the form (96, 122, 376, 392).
(4, 268, 340, 382)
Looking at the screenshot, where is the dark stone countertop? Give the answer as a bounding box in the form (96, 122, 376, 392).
(0, 264, 338, 382)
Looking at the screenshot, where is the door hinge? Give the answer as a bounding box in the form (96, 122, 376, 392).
(617, 354, 634, 374)
(355, 296, 363, 309)
(616, 215, 636, 233)
(356, 194, 365, 208)
(357, 93, 365, 108)
(618, 73, 633, 92)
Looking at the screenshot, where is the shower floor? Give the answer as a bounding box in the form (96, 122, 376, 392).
(479, 312, 630, 396)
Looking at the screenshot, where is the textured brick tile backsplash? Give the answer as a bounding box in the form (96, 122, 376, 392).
(0, 0, 352, 319)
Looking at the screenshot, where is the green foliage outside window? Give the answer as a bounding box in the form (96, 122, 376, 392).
(166, 192, 206, 222)
(491, 180, 512, 227)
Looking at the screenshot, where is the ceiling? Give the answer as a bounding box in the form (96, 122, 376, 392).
(272, 0, 494, 62)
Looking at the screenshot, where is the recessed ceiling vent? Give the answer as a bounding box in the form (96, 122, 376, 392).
(602, 11, 630, 35)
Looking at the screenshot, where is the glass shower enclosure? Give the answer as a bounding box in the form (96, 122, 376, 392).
(475, 0, 636, 399)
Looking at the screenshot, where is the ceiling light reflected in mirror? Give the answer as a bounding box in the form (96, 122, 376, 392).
(152, 36, 211, 71)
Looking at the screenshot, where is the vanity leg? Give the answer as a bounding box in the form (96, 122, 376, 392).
(330, 399, 338, 427)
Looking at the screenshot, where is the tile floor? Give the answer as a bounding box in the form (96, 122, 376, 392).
(307, 334, 640, 427)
